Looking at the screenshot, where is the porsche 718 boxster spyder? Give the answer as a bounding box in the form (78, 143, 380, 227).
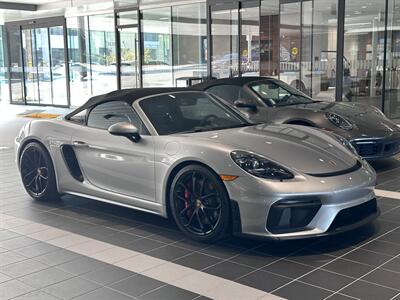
(15, 88, 378, 242)
(194, 77, 400, 160)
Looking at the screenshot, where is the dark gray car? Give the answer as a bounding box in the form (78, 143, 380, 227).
(194, 77, 400, 160)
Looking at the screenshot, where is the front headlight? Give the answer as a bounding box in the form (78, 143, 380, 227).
(231, 151, 294, 180)
(325, 112, 353, 130)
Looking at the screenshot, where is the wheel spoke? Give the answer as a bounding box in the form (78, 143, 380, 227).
(23, 169, 36, 180)
(26, 175, 37, 188)
(25, 152, 35, 166)
(203, 203, 221, 210)
(179, 205, 190, 216)
(34, 176, 39, 193)
(195, 211, 205, 233)
(200, 193, 217, 200)
(37, 152, 42, 169)
(175, 193, 187, 203)
(192, 172, 196, 196)
(176, 182, 187, 190)
(32, 149, 38, 167)
(184, 209, 197, 227)
(22, 157, 35, 170)
(200, 207, 214, 228)
(199, 176, 206, 197)
(38, 176, 43, 192)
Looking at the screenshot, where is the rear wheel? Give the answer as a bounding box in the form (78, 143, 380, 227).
(20, 142, 59, 201)
(169, 165, 231, 242)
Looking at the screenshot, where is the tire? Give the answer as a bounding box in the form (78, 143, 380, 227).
(169, 164, 231, 242)
(19, 142, 59, 201)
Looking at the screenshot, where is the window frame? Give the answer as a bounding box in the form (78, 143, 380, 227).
(206, 84, 265, 107)
(247, 79, 314, 107)
(68, 100, 149, 135)
(136, 91, 251, 136)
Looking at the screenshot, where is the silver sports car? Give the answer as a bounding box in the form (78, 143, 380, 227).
(195, 77, 400, 160)
(15, 88, 378, 242)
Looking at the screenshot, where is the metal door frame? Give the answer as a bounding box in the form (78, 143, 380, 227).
(5, 16, 70, 107)
(207, 0, 261, 79)
(115, 7, 142, 89)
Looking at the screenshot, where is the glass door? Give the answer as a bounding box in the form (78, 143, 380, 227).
(22, 28, 39, 104)
(6, 17, 69, 106)
(116, 10, 140, 89)
(385, 0, 400, 119)
(210, 3, 239, 79)
(118, 27, 140, 89)
(279, 1, 301, 91)
(35, 27, 52, 105)
(7, 27, 24, 103)
(240, 1, 260, 76)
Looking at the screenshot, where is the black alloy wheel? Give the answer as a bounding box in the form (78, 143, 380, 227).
(20, 142, 58, 201)
(170, 165, 231, 242)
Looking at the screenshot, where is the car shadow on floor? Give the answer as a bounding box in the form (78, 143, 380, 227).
(34, 193, 382, 261)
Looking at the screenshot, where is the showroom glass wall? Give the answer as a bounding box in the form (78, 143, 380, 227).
(67, 14, 117, 106)
(0, 26, 6, 102)
(207, 0, 399, 119)
(142, 3, 207, 87)
(0, 0, 399, 118)
(209, 0, 339, 101)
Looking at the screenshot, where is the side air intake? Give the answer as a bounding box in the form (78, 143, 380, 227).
(61, 145, 84, 182)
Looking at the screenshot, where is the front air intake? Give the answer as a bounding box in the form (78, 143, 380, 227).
(267, 198, 321, 234)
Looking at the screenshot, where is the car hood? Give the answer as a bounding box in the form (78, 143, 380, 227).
(285, 101, 400, 137)
(183, 124, 358, 175)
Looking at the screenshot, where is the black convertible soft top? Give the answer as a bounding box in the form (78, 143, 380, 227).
(65, 87, 196, 119)
(193, 76, 274, 90)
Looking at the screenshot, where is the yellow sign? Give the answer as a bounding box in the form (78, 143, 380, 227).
(291, 47, 298, 56)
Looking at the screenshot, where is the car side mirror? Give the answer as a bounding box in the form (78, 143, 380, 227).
(234, 100, 257, 112)
(108, 122, 141, 143)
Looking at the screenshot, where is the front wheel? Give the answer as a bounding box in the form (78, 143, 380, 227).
(20, 142, 59, 201)
(169, 165, 231, 242)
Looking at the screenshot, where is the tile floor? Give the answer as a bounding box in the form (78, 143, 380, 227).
(1, 147, 400, 299)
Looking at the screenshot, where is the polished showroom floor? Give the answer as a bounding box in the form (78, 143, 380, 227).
(1, 108, 400, 300)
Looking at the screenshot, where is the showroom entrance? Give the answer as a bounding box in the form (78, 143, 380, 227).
(5, 17, 69, 106)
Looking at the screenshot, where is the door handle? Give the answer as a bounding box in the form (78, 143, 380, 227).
(72, 141, 88, 147)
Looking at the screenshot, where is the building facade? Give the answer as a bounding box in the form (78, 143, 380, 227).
(0, 0, 399, 119)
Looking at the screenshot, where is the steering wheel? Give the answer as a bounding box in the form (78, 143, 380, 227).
(202, 114, 219, 126)
(280, 94, 291, 104)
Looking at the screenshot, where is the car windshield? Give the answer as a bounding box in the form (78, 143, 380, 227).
(139, 92, 250, 135)
(249, 80, 314, 106)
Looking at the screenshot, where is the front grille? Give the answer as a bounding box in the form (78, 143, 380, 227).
(352, 139, 400, 158)
(329, 199, 377, 231)
(353, 141, 381, 157)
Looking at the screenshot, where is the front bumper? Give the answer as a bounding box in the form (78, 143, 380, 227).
(350, 136, 400, 160)
(225, 160, 377, 240)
